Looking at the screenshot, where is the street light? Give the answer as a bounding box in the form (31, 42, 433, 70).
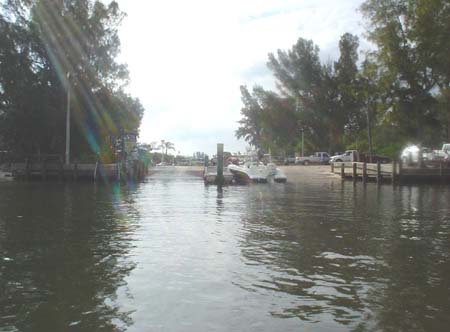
(363, 77, 373, 163)
(65, 71, 71, 165)
(301, 128, 305, 157)
(295, 98, 305, 157)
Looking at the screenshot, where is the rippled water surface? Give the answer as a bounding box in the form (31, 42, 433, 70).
(1, 167, 450, 331)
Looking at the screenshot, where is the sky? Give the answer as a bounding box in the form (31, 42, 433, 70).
(116, 0, 369, 156)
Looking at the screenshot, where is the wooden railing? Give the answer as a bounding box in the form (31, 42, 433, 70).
(331, 160, 450, 183)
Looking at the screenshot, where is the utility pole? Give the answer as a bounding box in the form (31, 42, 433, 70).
(301, 128, 305, 157)
(65, 72, 71, 165)
(366, 79, 373, 163)
(296, 99, 305, 157)
(366, 103, 373, 163)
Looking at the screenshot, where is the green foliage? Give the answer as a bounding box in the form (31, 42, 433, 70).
(238, 35, 363, 154)
(237, 0, 450, 157)
(361, 0, 449, 141)
(159, 140, 175, 156)
(236, 85, 299, 155)
(236, 85, 264, 150)
(0, 0, 143, 159)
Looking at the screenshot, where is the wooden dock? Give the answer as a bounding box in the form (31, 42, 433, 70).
(203, 165, 234, 185)
(8, 155, 148, 182)
(331, 161, 450, 183)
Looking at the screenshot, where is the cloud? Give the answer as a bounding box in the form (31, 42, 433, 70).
(117, 0, 367, 155)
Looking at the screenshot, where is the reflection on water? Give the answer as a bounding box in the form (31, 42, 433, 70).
(1, 169, 450, 331)
(0, 182, 138, 331)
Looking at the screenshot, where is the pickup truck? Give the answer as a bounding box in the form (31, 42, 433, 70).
(330, 150, 358, 163)
(295, 152, 330, 165)
(433, 143, 450, 161)
(331, 150, 390, 163)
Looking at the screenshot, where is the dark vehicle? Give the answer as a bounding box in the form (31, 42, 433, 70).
(369, 155, 391, 164)
(284, 156, 296, 165)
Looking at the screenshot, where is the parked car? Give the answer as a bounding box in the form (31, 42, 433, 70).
(295, 152, 330, 165)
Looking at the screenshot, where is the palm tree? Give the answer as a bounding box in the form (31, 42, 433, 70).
(158, 140, 175, 163)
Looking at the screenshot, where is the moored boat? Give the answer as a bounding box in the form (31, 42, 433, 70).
(228, 162, 287, 184)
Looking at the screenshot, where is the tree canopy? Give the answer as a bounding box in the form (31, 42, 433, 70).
(0, 0, 144, 160)
(236, 0, 450, 157)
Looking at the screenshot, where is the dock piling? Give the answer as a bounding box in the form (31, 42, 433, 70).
(94, 161, 98, 182)
(392, 160, 397, 184)
(352, 162, 357, 180)
(58, 157, 63, 181)
(25, 158, 30, 181)
(362, 162, 367, 183)
(216, 143, 224, 186)
(73, 162, 78, 182)
(41, 160, 47, 181)
(340, 162, 345, 178)
(376, 161, 381, 183)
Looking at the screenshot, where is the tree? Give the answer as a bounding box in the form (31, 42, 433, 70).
(334, 33, 364, 136)
(235, 85, 264, 151)
(158, 140, 175, 163)
(0, 0, 144, 159)
(360, 0, 448, 144)
(266, 37, 343, 152)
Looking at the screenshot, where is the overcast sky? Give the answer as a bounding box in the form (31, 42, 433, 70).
(116, 0, 368, 156)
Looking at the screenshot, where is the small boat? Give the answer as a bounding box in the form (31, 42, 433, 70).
(270, 164, 287, 183)
(228, 162, 287, 184)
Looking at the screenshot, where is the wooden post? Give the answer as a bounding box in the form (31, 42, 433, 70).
(331, 162, 334, 173)
(340, 162, 345, 178)
(73, 162, 78, 182)
(440, 162, 443, 178)
(418, 146, 424, 169)
(59, 157, 64, 181)
(376, 160, 381, 183)
(398, 158, 403, 177)
(352, 162, 357, 180)
(25, 157, 30, 181)
(116, 163, 121, 182)
(216, 143, 224, 186)
(94, 161, 99, 182)
(391, 160, 396, 184)
(362, 161, 367, 183)
(41, 160, 47, 181)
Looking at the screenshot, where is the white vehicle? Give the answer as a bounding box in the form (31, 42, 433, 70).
(400, 145, 436, 165)
(295, 152, 330, 165)
(432, 143, 450, 161)
(330, 150, 359, 163)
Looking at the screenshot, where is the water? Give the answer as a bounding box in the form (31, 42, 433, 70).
(1, 167, 450, 331)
